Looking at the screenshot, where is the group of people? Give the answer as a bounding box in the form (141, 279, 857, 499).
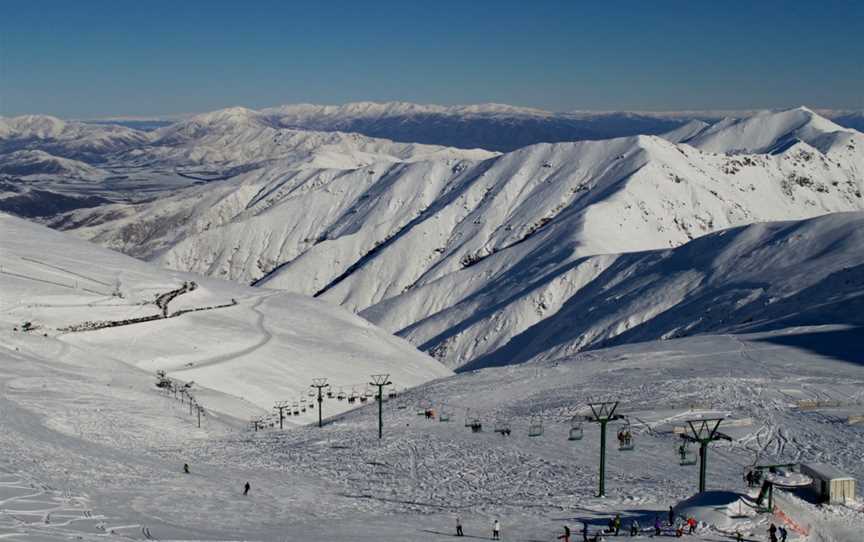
(768, 523, 789, 542)
(456, 509, 701, 542)
(617, 429, 633, 448)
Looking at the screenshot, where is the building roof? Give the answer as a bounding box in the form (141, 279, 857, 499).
(802, 463, 855, 481)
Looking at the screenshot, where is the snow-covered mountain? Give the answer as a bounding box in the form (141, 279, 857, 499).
(0, 150, 106, 179)
(0, 212, 451, 419)
(0, 115, 149, 162)
(49, 108, 864, 369)
(261, 101, 691, 151)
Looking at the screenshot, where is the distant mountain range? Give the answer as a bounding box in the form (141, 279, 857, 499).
(3, 104, 859, 369)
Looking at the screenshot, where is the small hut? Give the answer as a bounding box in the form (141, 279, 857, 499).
(801, 463, 856, 503)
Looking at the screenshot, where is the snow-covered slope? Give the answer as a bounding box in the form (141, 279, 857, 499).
(0, 212, 450, 419)
(0, 150, 106, 179)
(50, 109, 864, 369)
(683, 107, 854, 154)
(0, 115, 149, 162)
(371, 212, 864, 370)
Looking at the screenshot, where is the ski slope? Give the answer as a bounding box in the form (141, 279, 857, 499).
(1, 311, 862, 540)
(0, 213, 450, 423)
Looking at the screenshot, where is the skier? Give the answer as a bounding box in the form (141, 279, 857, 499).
(768, 523, 778, 542)
(629, 520, 639, 536)
(655, 516, 662, 536)
(613, 514, 621, 536)
(778, 526, 788, 542)
(183, 463, 190, 474)
(456, 515, 463, 537)
(668, 506, 675, 526)
(558, 525, 571, 542)
(492, 519, 500, 540)
(687, 517, 697, 534)
(243, 481, 251, 496)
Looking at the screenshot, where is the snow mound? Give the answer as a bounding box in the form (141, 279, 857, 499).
(675, 491, 756, 532)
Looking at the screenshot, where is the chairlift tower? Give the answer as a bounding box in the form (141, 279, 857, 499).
(311, 378, 329, 428)
(586, 401, 624, 497)
(681, 418, 732, 493)
(274, 400, 290, 429)
(370, 374, 392, 439)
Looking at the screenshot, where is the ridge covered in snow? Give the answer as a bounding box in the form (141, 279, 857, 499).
(46, 108, 864, 368)
(0, 212, 451, 418)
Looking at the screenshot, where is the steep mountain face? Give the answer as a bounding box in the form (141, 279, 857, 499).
(378, 212, 864, 370)
(50, 109, 864, 369)
(0, 212, 450, 418)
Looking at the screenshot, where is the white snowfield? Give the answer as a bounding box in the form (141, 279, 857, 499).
(48, 108, 864, 368)
(1, 280, 863, 541)
(0, 213, 451, 423)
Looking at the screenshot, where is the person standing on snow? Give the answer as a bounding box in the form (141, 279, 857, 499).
(687, 517, 697, 534)
(668, 506, 674, 526)
(778, 526, 788, 542)
(492, 519, 500, 540)
(629, 520, 639, 536)
(654, 516, 662, 536)
(183, 463, 190, 474)
(768, 523, 778, 542)
(558, 525, 571, 542)
(456, 515, 463, 537)
(243, 481, 251, 496)
(613, 514, 621, 536)
(582, 521, 589, 542)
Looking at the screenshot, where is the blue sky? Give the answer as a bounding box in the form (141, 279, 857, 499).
(1, 1, 862, 117)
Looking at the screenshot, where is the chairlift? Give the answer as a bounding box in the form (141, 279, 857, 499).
(677, 440, 697, 466)
(337, 387, 346, 401)
(387, 388, 397, 400)
(364, 387, 374, 398)
(307, 388, 316, 398)
(326, 389, 334, 399)
(617, 419, 635, 451)
(469, 418, 483, 433)
(528, 416, 544, 437)
(348, 387, 358, 404)
(568, 416, 584, 441)
(360, 394, 369, 403)
(439, 409, 451, 422)
(292, 402, 300, 416)
(494, 421, 511, 436)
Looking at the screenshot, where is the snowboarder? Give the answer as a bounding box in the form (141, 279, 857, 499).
(456, 515, 463, 537)
(778, 526, 787, 542)
(668, 506, 675, 526)
(243, 481, 251, 496)
(768, 523, 778, 542)
(183, 463, 190, 474)
(687, 517, 697, 534)
(492, 519, 500, 540)
(629, 520, 639, 536)
(558, 525, 571, 542)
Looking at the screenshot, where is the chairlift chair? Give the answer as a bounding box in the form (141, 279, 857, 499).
(528, 416, 544, 437)
(326, 389, 334, 399)
(292, 402, 300, 416)
(677, 440, 697, 466)
(348, 387, 358, 404)
(387, 388, 397, 400)
(307, 388, 316, 398)
(439, 409, 451, 422)
(617, 419, 635, 451)
(568, 416, 584, 441)
(337, 387, 346, 401)
(469, 418, 483, 433)
(494, 421, 512, 436)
